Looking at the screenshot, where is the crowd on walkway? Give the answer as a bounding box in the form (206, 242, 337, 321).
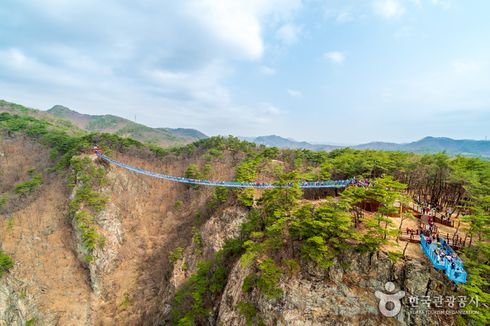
(423, 233, 466, 282)
(420, 203, 453, 219)
(350, 177, 371, 188)
(420, 203, 453, 227)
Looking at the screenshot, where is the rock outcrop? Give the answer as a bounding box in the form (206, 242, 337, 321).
(158, 206, 248, 323)
(217, 251, 461, 326)
(0, 276, 44, 326)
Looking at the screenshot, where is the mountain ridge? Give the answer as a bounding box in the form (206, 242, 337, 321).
(244, 135, 490, 158)
(2, 99, 488, 157)
(47, 104, 207, 146)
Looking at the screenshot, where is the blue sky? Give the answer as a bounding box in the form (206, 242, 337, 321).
(1, 0, 489, 144)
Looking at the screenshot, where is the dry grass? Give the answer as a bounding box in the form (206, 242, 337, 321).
(0, 176, 92, 325)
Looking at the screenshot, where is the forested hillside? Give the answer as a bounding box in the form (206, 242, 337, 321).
(0, 100, 207, 148)
(0, 111, 488, 325)
(47, 105, 207, 147)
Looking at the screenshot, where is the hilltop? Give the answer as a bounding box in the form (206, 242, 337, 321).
(47, 105, 207, 147)
(245, 134, 490, 158)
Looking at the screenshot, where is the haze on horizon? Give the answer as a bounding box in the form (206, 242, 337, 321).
(1, 0, 489, 144)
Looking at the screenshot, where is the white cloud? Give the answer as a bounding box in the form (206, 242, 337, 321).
(275, 23, 302, 45)
(0, 48, 89, 86)
(0, 1, 304, 136)
(430, 0, 453, 10)
(336, 10, 354, 23)
(372, 0, 405, 19)
(261, 103, 282, 115)
(260, 65, 276, 75)
(287, 89, 302, 97)
(185, 1, 263, 59)
(324, 51, 345, 64)
(8, 48, 28, 66)
(452, 60, 480, 74)
(186, 0, 302, 58)
(381, 59, 490, 113)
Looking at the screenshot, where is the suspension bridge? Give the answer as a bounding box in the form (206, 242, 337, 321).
(96, 151, 467, 284)
(95, 152, 354, 189)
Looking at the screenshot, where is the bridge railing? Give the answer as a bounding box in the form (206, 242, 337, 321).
(96, 152, 353, 189)
(420, 234, 467, 284)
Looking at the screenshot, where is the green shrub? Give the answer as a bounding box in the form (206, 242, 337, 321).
(169, 247, 185, 264)
(192, 227, 203, 251)
(68, 157, 108, 262)
(6, 215, 14, 232)
(25, 318, 37, 326)
(171, 260, 227, 324)
(207, 187, 229, 209)
(174, 200, 184, 209)
(184, 164, 201, 179)
(14, 171, 42, 195)
(0, 195, 7, 208)
(85, 255, 94, 264)
(208, 147, 223, 158)
(184, 164, 203, 189)
(235, 157, 261, 207)
(237, 188, 255, 207)
(283, 259, 301, 276)
(242, 273, 257, 293)
(0, 250, 14, 277)
(387, 251, 403, 263)
(202, 163, 212, 177)
(237, 301, 258, 325)
(170, 238, 245, 325)
(256, 258, 283, 299)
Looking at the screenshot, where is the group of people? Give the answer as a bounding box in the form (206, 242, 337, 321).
(433, 241, 464, 276)
(425, 232, 442, 246)
(440, 214, 450, 222)
(428, 215, 436, 234)
(350, 177, 371, 188)
(421, 204, 454, 218)
(424, 234, 465, 277)
(421, 205, 439, 216)
(434, 246, 457, 267)
(420, 204, 454, 228)
(93, 144, 102, 154)
(299, 180, 352, 187)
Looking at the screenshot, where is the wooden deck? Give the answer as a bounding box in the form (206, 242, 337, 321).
(398, 228, 470, 250)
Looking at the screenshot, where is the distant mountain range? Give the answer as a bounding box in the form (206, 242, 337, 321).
(241, 135, 339, 151)
(1, 99, 488, 157)
(243, 135, 490, 158)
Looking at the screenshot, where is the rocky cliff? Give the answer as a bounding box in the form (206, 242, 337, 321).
(216, 251, 461, 326)
(0, 132, 469, 326)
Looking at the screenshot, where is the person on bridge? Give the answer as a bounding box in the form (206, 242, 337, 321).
(93, 144, 101, 155)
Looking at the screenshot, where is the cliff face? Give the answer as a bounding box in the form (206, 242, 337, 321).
(216, 252, 460, 326)
(0, 276, 45, 325)
(0, 134, 242, 325)
(0, 135, 464, 326)
(0, 136, 92, 325)
(152, 204, 462, 326)
(62, 151, 240, 325)
(158, 206, 248, 323)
